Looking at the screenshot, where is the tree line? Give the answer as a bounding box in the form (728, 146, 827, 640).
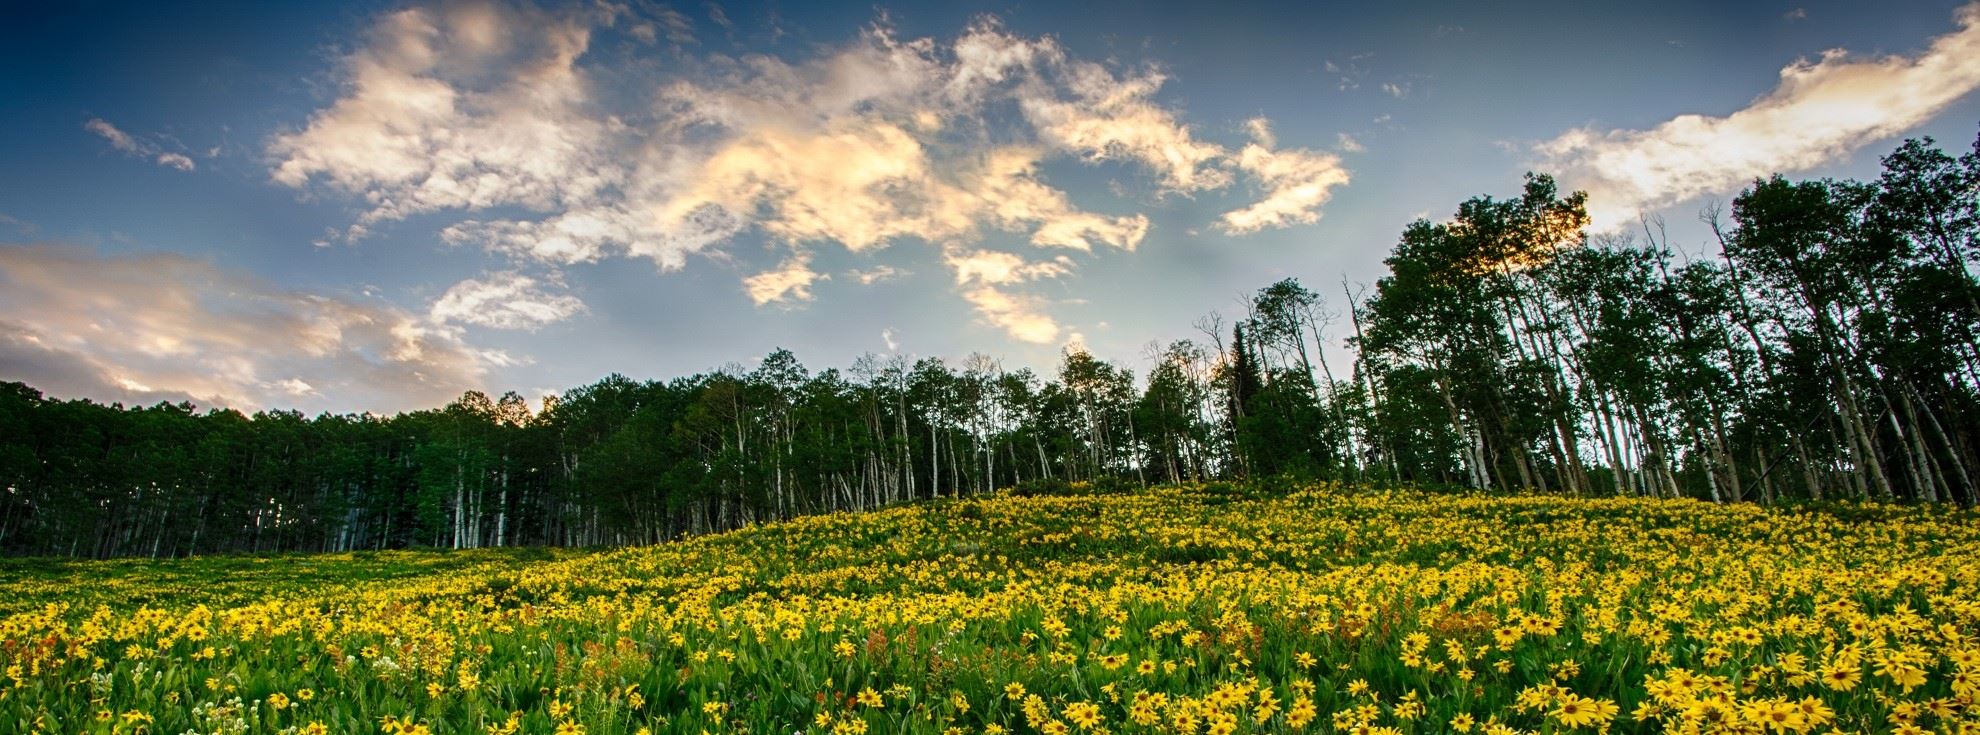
(2, 132, 1976, 557)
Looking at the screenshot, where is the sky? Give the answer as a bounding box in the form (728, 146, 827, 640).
(3, 0, 1980, 415)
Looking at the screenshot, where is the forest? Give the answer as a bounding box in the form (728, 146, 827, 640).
(2, 132, 1976, 558)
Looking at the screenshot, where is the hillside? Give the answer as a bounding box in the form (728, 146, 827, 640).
(3, 484, 1978, 734)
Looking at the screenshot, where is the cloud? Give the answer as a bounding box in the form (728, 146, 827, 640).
(944, 246, 1077, 341)
(946, 247, 1074, 286)
(1220, 120, 1353, 234)
(85, 118, 196, 171)
(743, 253, 825, 305)
(429, 270, 587, 329)
(270, 5, 1348, 347)
(961, 286, 1059, 344)
(1337, 133, 1364, 153)
(1017, 64, 1231, 192)
(0, 245, 494, 413)
(1536, 1, 1980, 230)
(881, 327, 899, 351)
(966, 147, 1150, 251)
(645, 6, 696, 45)
(267, 2, 624, 230)
(85, 118, 140, 152)
(154, 152, 197, 171)
(706, 3, 734, 33)
(847, 264, 907, 285)
(1324, 54, 1371, 91)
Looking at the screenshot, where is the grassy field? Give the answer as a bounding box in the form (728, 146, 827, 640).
(2, 484, 1977, 735)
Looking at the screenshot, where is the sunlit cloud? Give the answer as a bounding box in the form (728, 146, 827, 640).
(0, 245, 495, 413)
(961, 286, 1060, 344)
(1220, 119, 1353, 234)
(743, 254, 826, 305)
(944, 246, 1076, 341)
(1537, 1, 1980, 231)
(268, 4, 1349, 346)
(946, 247, 1074, 286)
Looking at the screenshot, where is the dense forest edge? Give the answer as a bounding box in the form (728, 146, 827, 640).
(3, 131, 1978, 558)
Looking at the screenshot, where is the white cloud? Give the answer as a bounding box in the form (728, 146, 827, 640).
(269, 5, 1350, 348)
(1337, 133, 1364, 153)
(276, 378, 318, 397)
(743, 254, 825, 305)
(1537, 1, 1980, 230)
(429, 270, 587, 329)
(0, 245, 492, 413)
(154, 152, 197, 171)
(85, 118, 196, 171)
(1220, 120, 1353, 234)
(267, 2, 624, 228)
(881, 327, 899, 351)
(663, 121, 962, 251)
(1019, 64, 1232, 192)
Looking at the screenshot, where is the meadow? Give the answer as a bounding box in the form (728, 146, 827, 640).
(3, 483, 1977, 735)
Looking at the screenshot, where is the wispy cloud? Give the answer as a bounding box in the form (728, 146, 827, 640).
(1323, 53, 1371, 91)
(85, 118, 196, 171)
(1537, 1, 1980, 230)
(0, 245, 495, 413)
(846, 265, 907, 285)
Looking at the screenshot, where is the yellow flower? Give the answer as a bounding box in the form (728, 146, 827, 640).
(1550, 694, 1616, 729)
(1064, 702, 1103, 729)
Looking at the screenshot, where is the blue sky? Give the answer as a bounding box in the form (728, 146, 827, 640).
(3, 0, 1979, 413)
